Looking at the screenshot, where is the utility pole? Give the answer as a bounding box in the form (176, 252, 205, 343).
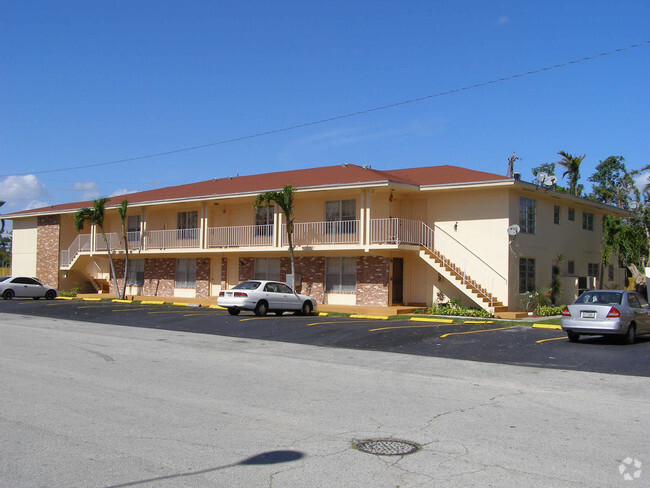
(506, 152, 520, 179)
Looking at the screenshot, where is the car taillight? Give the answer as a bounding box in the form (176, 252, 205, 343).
(561, 306, 571, 317)
(234, 292, 248, 297)
(607, 307, 621, 318)
(218, 291, 224, 297)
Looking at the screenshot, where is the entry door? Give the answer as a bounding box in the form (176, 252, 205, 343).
(392, 258, 404, 304)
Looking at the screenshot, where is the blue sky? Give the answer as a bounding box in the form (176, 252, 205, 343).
(1, 1, 649, 217)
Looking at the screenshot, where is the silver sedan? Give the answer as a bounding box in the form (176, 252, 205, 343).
(0, 276, 58, 300)
(560, 290, 650, 344)
(217, 280, 317, 316)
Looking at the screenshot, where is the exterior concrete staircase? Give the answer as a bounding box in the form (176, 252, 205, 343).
(91, 278, 110, 294)
(419, 247, 507, 314)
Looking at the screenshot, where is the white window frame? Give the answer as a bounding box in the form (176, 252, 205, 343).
(325, 257, 356, 292)
(254, 258, 281, 281)
(519, 197, 536, 234)
(175, 258, 196, 288)
(126, 259, 145, 286)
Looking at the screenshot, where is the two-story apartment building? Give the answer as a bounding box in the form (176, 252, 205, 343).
(5, 164, 628, 313)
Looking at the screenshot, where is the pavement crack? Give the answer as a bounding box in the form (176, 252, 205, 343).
(78, 347, 115, 362)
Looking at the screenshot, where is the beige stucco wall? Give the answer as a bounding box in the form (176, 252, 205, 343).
(508, 189, 624, 308)
(11, 217, 38, 277)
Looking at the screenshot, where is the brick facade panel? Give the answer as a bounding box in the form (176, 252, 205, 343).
(356, 256, 389, 306)
(143, 258, 175, 297)
(37, 215, 60, 288)
(196, 258, 210, 298)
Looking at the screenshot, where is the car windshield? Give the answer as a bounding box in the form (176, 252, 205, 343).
(233, 281, 262, 290)
(0, 276, 9, 282)
(575, 291, 623, 305)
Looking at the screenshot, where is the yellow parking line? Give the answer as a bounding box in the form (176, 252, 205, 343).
(147, 310, 191, 314)
(370, 323, 458, 332)
(440, 326, 519, 338)
(82, 297, 102, 301)
(536, 336, 567, 344)
(55, 296, 74, 300)
(141, 300, 166, 305)
(307, 320, 382, 327)
(209, 305, 226, 310)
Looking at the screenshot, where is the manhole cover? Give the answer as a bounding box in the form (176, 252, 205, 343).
(353, 439, 421, 456)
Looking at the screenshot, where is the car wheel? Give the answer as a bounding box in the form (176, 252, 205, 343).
(3, 289, 14, 300)
(625, 324, 636, 345)
(227, 308, 240, 316)
(275, 310, 284, 316)
(45, 290, 56, 300)
(254, 301, 268, 317)
(301, 301, 313, 316)
(567, 331, 580, 342)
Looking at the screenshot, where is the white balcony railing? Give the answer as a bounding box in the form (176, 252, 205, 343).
(145, 228, 200, 249)
(282, 220, 360, 246)
(207, 225, 273, 248)
(60, 234, 92, 268)
(125, 231, 142, 250)
(370, 218, 422, 245)
(95, 232, 122, 251)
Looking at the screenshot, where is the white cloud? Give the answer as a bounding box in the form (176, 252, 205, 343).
(0, 175, 47, 205)
(72, 182, 100, 200)
(634, 171, 649, 192)
(25, 200, 49, 210)
(109, 188, 138, 198)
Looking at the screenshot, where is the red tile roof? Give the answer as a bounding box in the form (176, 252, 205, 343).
(4, 164, 510, 217)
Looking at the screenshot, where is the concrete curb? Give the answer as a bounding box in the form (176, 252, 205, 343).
(532, 323, 562, 330)
(350, 314, 389, 320)
(409, 317, 453, 323)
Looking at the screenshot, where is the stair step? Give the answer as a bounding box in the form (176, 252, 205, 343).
(420, 245, 506, 314)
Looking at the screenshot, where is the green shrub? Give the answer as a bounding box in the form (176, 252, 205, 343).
(424, 305, 492, 318)
(59, 282, 82, 298)
(535, 305, 565, 317)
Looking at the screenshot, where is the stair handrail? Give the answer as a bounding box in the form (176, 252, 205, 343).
(60, 234, 91, 268)
(431, 223, 507, 283)
(419, 221, 505, 307)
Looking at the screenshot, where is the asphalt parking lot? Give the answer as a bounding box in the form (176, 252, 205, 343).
(1, 298, 648, 376)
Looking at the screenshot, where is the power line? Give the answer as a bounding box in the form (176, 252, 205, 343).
(3, 40, 648, 178)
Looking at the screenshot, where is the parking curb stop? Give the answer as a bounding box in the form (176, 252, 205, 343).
(410, 317, 454, 323)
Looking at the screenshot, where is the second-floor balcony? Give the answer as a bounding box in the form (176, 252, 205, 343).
(60, 218, 420, 267)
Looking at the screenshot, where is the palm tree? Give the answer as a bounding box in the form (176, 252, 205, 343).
(0, 200, 5, 234)
(118, 200, 129, 300)
(74, 198, 121, 299)
(557, 151, 586, 196)
(253, 185, 297, 287)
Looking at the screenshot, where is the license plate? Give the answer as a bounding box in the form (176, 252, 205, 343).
(226, 292, 233, 297)
(581, 311, 596, 319)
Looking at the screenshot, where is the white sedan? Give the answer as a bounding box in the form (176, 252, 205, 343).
(0, 276, 58, 300)
(218, 280, 317, 316)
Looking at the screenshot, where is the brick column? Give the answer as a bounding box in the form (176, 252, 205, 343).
(143, 258, 175, 297)
(196, 258, 210, 298)
(239, 258, 254, 281)
(356, 256, 389, 306)
(37, 215, 61, 288)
